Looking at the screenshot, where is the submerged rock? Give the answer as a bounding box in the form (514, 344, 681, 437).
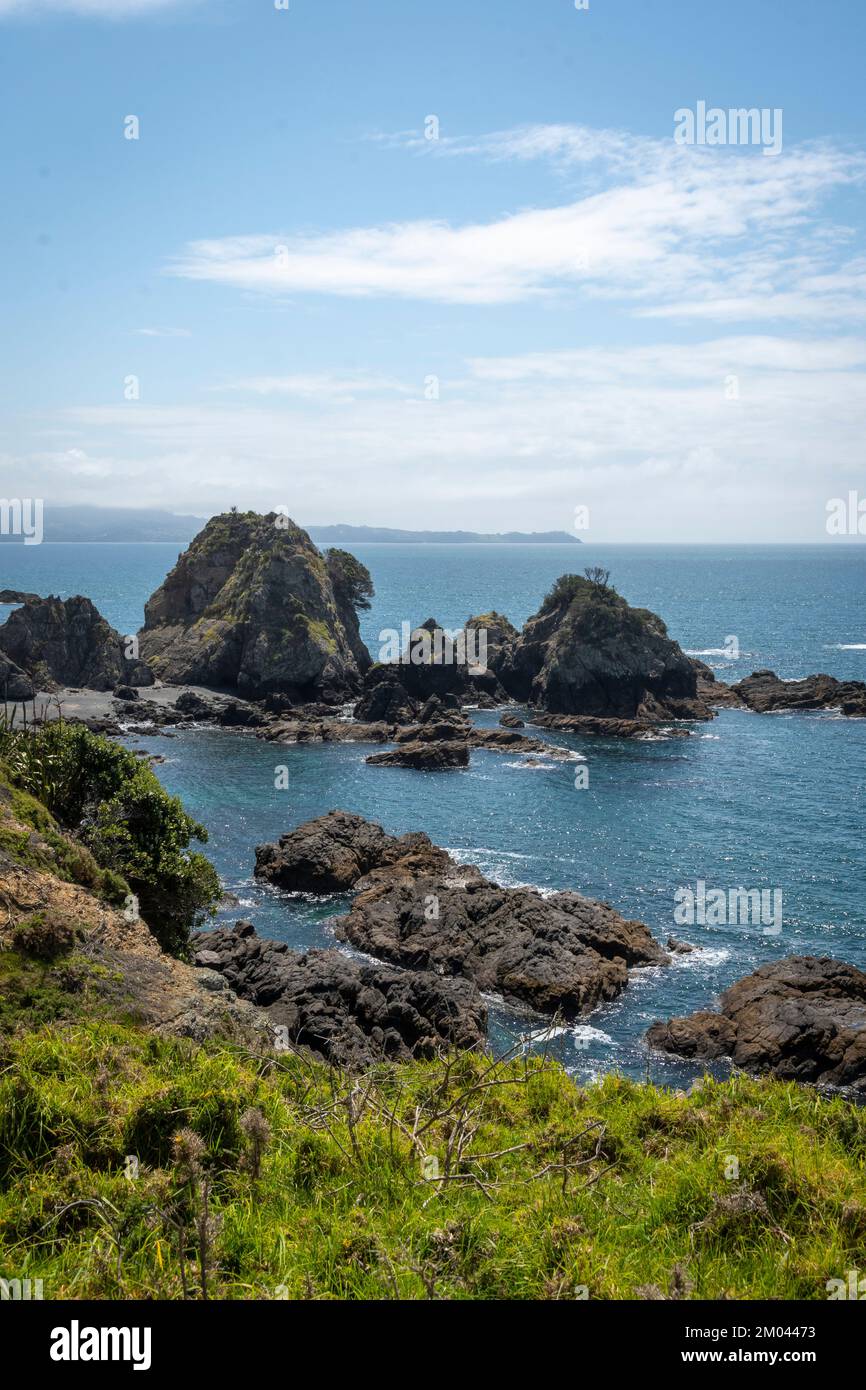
(139, 511, 372, 702)
(192, 920, 487, 1069)
(255, 811, 668, 1020)
(646, 956, 866, 1090)
(0, 595, 153, 691)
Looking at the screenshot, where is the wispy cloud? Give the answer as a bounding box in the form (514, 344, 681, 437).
(134, 326, 192, 338)
(8, 333, 865, 540)
(169, 127, 866, 320)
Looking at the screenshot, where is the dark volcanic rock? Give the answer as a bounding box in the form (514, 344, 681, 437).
(646, 956, 866, 1090)
(192, 920, 487, 1069)
(0, 595, 153, 691)
(113, 684, 140, 701)
(254, 809, 428, 892)
(173, 689, 267, 727)
(731, 670, 866, 716)
(689, 658, 744, 709)
(336, 877, 668, 1020)
(255, 811, 667, 1020)
(0, 589, 40, 605)
(499, 712, 525, 729)
(139, 511, 372, 702)
(354, 665, 419, 723)
(366, 740, 470, 770)
(0, 651, 35, 702)
(497, 575, 709, 722)
(529, 712, 689, 740)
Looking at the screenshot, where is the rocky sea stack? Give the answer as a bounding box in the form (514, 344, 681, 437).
(139, 511, 373, 702)
(0, 595, 153, 692)
(498, 573, 708, 720)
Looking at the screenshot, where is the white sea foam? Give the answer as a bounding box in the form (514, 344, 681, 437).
(826, 643, 866, 650)
(519, 1024, 570, 1050)
(572, 1025, 614, 1046)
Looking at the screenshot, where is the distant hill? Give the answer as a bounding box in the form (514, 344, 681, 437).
(306, 525, 581, 545)
(0, 508, 581, 545)
(0, 507, 208, 543)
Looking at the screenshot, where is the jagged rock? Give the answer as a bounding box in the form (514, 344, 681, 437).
(689, 658, 744, 709)
(0, 596, 153, 691)
(367, 740, 469, 770)
(354, 665, 419, 723)
(646, 956, 866, 1090)
(256, 812, 668, 1020)
(667, 936, 698, 954)
(337, 879, 668, 1020)
(465, 612, 518, 679)
(497, 575, 709, 721)
(173, 689, 267, 727)
(113, 684, 139, 701)
(0, 651, 35, 702)
(499, 712, 525, 729)
(138, 511, 372, 702)
(191, 920, 487, 1069)
(254, 809, 429, 892)
(731, 670, 866, 716)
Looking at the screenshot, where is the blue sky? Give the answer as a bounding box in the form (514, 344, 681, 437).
(2, 0, 865, 539)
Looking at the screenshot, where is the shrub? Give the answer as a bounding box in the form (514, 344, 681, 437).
(0, 721, 220, 957)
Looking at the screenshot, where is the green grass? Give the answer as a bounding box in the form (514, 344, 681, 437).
(1, 1015, 864, 1300)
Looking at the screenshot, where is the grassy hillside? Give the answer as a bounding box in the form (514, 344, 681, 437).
(0, 726, 864, 1301)
(1, 1016, 865, 1300)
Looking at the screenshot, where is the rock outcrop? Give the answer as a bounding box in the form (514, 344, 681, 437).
(496, 575, 709, 721)
(192, 920, 487, 1069)
(139, 511, 372, 702)
(731, 670, 866, 716)
(366, 740, 469, 770)
(0, 650, 35, 702)
(0, 595, 153, 691)
(354, 665, 419, 723)
(254, 811, 668, 1019)
(646, 956, 866, 1090)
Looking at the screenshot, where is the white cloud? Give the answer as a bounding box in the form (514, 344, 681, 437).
(169, 131, 866, 320)
(7, 334, 865, 540)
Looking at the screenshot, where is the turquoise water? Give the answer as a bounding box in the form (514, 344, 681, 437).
(1, 541, 864, 1085)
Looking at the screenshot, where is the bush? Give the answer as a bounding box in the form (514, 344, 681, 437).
(326, 549, 374, 611)
(0, 721, 220, 957)
(11, 912, 79, 961)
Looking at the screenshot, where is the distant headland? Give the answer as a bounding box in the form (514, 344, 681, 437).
(0, 506, 581, 545)
(305, 524, 581, 545)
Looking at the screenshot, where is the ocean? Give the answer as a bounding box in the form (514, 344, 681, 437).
(2, 541, 864, 1086)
